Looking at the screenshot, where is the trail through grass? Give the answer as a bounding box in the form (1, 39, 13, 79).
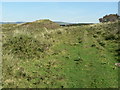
(2, 20, 119, 88)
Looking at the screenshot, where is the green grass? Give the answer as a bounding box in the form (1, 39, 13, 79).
(2, 20, 119, 88)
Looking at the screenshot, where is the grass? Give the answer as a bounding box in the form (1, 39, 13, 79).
(2, 20, 119, 88)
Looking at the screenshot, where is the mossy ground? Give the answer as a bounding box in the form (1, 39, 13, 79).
(2, 20, 119, 88)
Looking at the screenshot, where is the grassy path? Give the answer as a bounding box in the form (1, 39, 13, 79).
(2, 22, 119, 88)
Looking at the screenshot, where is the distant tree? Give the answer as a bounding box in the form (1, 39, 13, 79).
(99, 14, 120, 23)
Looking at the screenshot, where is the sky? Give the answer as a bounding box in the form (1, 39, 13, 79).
(2, 2, 118, 23)
(1, 0, 120, 2)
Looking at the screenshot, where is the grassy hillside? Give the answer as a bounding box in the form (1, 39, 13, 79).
(2, 20, 119, 88)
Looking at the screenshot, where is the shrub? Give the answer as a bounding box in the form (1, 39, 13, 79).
(97, 39, 106, 47)
(57, 30, 62, 34)
(99, 42, 105, 47)
(93, 34, 98, 38)
(91, 44, 96, 47)
(105, 34, 117, 40)
(3, 35, 48, 59)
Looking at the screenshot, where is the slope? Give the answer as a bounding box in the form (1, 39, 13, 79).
(2, 20, 119, 88)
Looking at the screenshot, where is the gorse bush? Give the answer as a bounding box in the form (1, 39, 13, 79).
(3, 35, 48, 59)
(57, 30, 62, 34)
(105, 34, 118, 40)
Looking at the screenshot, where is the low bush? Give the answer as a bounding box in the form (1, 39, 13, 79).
(3, 35, 48, 59)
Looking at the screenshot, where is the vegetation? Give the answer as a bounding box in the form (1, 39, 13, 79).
(2, 19, 119, 88)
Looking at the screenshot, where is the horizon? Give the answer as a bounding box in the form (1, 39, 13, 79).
(2, 2, 118, 23)
(0, 20, 98, 23)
